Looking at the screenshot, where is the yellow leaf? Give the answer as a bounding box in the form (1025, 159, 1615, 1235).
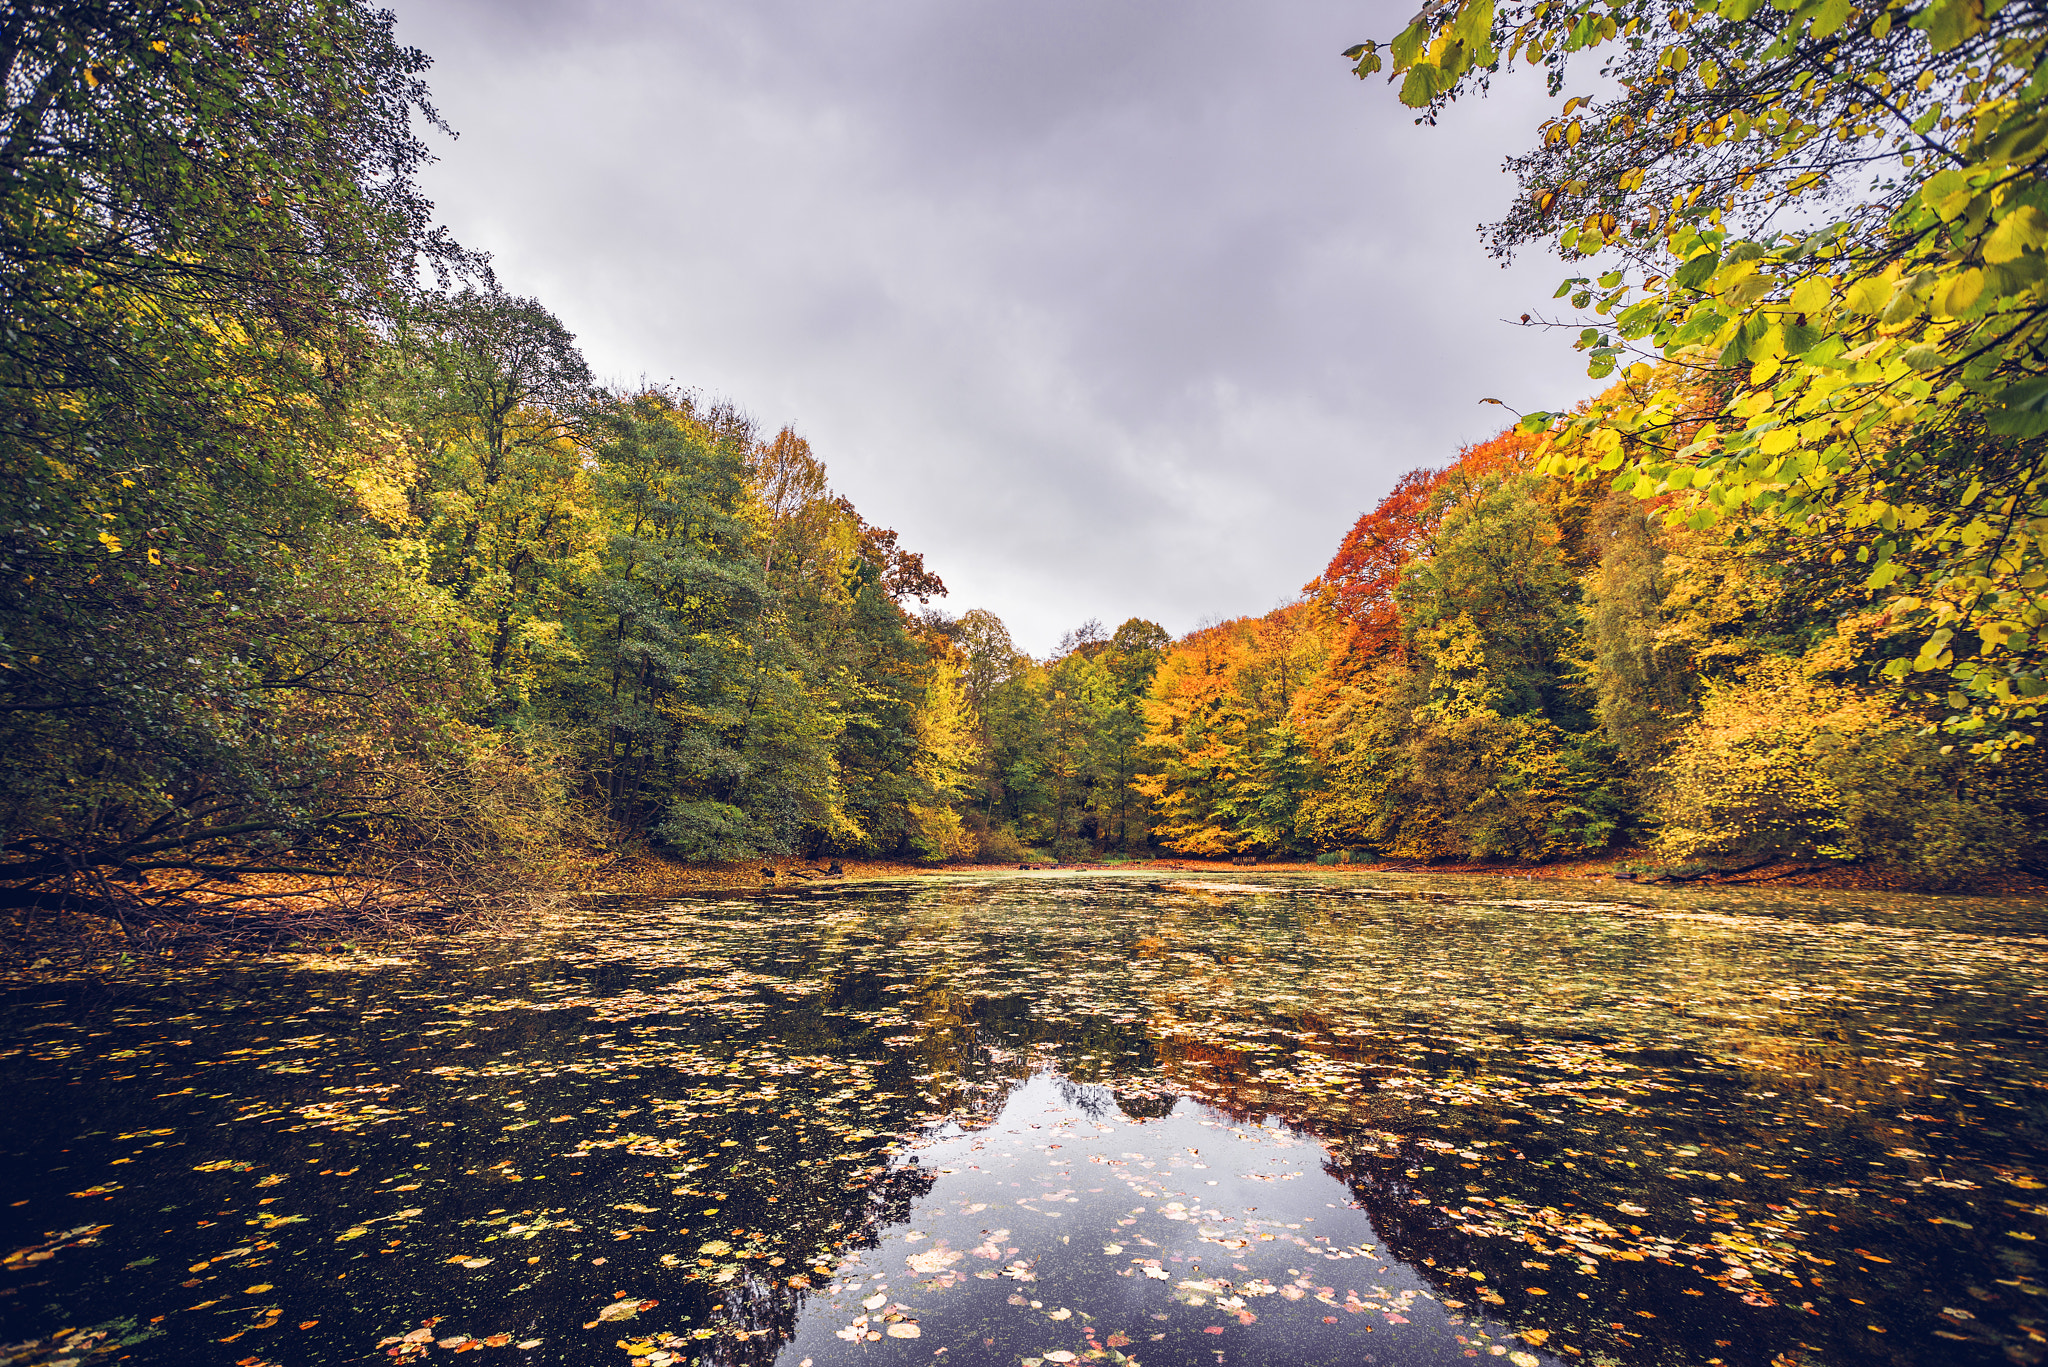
(1984, 206, 2045, 264)
(1935, 269, 1985, 317)
(1587, 428, 1625, 470)
(1788, 275, 1832, 314)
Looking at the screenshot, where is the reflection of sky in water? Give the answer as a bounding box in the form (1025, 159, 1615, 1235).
(2, 872, 2044, 1367)
(783, 1072, 1536, 1366)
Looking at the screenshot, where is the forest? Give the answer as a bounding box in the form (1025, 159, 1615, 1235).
(3, 0, 2045, 928)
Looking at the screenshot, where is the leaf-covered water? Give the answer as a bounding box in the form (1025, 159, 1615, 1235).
(4, 872, 2047, 1367)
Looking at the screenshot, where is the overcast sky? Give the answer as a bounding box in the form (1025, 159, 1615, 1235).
(388, 0, 1602, 656)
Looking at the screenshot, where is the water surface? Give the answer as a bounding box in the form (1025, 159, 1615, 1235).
(4, 872, 2045, 1367)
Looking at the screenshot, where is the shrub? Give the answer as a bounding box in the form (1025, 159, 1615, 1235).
(1655, 659, 2040, 887)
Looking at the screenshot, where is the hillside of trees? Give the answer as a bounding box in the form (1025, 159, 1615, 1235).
(4, 0, 2044, 928)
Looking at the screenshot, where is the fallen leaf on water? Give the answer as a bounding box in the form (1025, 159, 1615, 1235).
(885, 1323, 921, 1338)
(588, 1298, 654, 1326)
(244, 1284, 272, 1294)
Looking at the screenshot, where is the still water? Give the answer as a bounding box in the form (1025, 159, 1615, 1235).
(3, 872, 2046, 1367)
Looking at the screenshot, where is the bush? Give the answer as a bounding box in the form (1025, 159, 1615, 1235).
(961, 813, 1027, 864)
(326, 722, 605, 895)
(1654, 659, 2040, 887)
(658, 800, 780, 862)
(907, 802, 976, 862)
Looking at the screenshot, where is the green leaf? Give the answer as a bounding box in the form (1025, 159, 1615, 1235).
(1987, 377, 2048, 435)
(1811, 0, 1853, 37)
(1400, 63, 1446, 106)
(1673, 252, 1722, 290)
(1390, 21, 1428, 69)
(1909, 0, 1985, 52)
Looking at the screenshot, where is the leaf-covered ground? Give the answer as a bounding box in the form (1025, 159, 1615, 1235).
(2, 872, 2045, 1367)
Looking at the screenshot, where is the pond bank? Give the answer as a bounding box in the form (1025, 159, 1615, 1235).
(9, 846, 2043, 982)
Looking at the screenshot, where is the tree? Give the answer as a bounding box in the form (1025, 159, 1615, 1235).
(1347, 0, 2048, 752)
(1315, 429, 1536, 658)
(1097, 619, 1171, 849)
(568, 391, 852, 859)
(0, 0, 465, 918)
(405, 289, 597, 705)
(1142, 606, 1336, 857)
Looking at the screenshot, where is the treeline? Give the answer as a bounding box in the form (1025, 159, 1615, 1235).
(1126, 419, 2048, 885)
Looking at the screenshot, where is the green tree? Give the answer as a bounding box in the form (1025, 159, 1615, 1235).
(0, 0, 463, 914)
(564, 391, 849, 859)
(403, 288, 598, 708)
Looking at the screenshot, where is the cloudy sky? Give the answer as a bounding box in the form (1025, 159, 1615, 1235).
(388, 0, 1603, 655)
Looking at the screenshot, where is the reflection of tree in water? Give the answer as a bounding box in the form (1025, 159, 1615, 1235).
(688, 1165, 937, 1367)
(1139, 1012, 2028, 1367)
(1051, 1075, 1116, 1119)
(675, 975, 1183, 1365)
(571, 885, 2043, 1367)
(1144, 1043, 1756, 1367)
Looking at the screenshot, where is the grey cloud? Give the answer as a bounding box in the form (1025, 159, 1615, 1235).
(391, 0, 1602, 654)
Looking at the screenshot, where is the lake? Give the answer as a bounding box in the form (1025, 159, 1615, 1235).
(3, 871, 2045, 1367)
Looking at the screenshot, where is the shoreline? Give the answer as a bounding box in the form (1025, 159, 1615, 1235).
(7, 847, 2043, 979)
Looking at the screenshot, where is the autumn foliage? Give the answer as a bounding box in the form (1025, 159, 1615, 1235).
(1126, 414, 2046, 879)
(1314, 429, 1536, 659)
